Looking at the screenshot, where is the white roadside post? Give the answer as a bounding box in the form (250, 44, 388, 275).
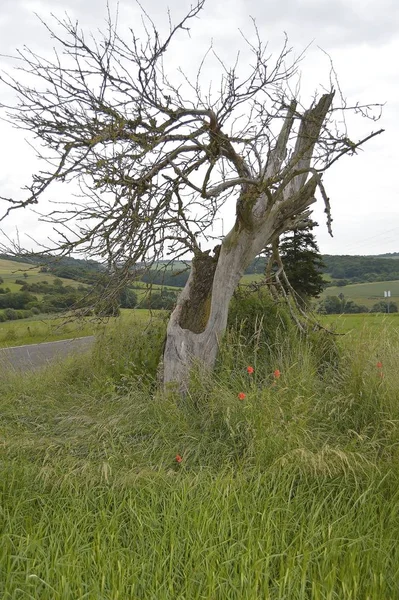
(384, 290, 391, 314)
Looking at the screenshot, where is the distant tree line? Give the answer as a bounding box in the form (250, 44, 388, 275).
(0, 272, 179, 321)
(6, 251, 399, 291)
(323, 255, 399, 285)
(0, 278, 89, 322)
(2, 248, 399, 322)
(142, 254, 399, 288)
(318, 294, 398, 315)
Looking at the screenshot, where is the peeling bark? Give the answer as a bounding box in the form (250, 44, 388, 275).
(163, 222, 275, 389)
(163, 93, 335, 389)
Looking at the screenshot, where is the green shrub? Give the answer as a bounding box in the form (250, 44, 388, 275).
(119, 287, 138, 308)
(227, 287, 293, 357)
(0, 291, 37, 310)
(4, 308, 18, 320)
(139, 289, 178, 310)
(15, 309, 33, 319)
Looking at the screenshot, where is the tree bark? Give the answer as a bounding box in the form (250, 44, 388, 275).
(163, 93, 334, 389)
(163, 221, 273, 388)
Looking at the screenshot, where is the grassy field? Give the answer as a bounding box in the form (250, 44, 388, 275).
(1, 308, 399, 597)
(319, 311, 399, 334)
(133, 281, 182, 303)
(151, 260, 191, 270)
(239, 273, 399, 310)
(1, 294, 398, 349)
(240, 273, 264, 285)
(321, 279, 399, 308)
(0, 253, 172, 342)
(0, 309, 163, 347)
(0, 258, 85, 292)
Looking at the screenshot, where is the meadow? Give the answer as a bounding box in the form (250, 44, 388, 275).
(131, 280, 182, 302)
(1, 302, 399, 598)
(2, 304, 397, 349)
(320, 279, 399, 309)
(0, 258, 84, 292)
(0, 309, 159, 347)
(320, 311, 399, 334)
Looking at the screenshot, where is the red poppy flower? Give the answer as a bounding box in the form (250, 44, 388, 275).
(273, 369, 281, 379)
(376, 361, 383, 369)
(247, 366, 254, 374)
(175, 454, 183, 463)
(238, 392, 246, 400)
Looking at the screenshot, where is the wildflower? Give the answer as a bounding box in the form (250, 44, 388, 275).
(376, 361, 383, 369)
(175, 454, 183, 464)
(238, 392, 246, 400)
(273, 369, 281, 379)
(247, 366, 254, 374)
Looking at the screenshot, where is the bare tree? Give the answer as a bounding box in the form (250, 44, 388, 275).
(0, 2, 383, 388)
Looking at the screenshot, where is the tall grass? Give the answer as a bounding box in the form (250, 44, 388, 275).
(0, 308, 161, 347)
(1, 307, 399, 598)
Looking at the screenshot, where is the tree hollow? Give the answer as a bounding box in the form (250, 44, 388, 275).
(178, 250, 219, 333)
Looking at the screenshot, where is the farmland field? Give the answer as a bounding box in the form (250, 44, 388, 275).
(0, 258, 85, 291)
(319, 311, 399, 334)
(320, 279, 399, 308)
(0, 309, 163, 348)
(132, 281, 182, 302)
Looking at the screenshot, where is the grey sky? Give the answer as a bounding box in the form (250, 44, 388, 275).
(0, 0, 397, 256)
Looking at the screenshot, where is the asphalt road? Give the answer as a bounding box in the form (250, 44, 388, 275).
(0, 336, 95, 373)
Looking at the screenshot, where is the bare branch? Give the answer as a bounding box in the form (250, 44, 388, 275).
(0, 4, 383, 270)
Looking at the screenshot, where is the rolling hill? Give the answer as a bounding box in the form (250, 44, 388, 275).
(320, 280, 399, 309)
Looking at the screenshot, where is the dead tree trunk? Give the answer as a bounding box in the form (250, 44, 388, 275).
(163, 93, 334, 388)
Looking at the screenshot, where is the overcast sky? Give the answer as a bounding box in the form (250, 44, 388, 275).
(0, 0, 398, 256)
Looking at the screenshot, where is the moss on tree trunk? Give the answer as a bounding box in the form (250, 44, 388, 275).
(179, 249, 220, 333)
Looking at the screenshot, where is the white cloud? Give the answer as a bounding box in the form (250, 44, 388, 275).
(0, 0, 397, 256)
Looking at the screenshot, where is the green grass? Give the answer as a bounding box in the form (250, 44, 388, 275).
(133, 281, 182, 303)
(240, 273, 264, 285)
(1, 312, 399, 597)
(0, 258, 86, 292)
(2, 466, 398, 599)
(321, 280, 399, 308)
(240, 274, 399, 308)
(0, 257, 38, 271)
(319, 311, 399, 334)
(0, 309, 162, 347)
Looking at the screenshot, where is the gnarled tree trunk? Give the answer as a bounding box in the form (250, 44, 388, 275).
(164, 223, 272, 387)
(163, 93, 334, 388)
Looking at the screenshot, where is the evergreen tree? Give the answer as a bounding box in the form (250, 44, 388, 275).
(279, 221, 326, 305)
